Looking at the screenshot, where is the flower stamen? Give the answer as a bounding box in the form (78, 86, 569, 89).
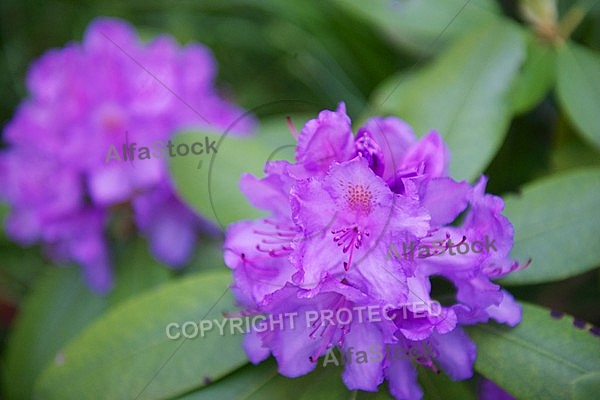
(332, 225, 369, 270)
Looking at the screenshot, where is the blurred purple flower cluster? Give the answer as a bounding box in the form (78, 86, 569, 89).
(0, 17, 254, 292)
(224, 103, 527, 399)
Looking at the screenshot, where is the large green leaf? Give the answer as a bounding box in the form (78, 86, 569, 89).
(179, 356, 356, 400)
(180, 351, 473, 400)
(177, 360, 280, 400)
(500, 168, 600, 285)
(372, 20, 526, 181)
(3, 237, 175, 399)
(331, 0, 500, 53)
(2, 267, 109, 400)
(556, 42, 600, 149)
(467, 302, 600, 400)
(34, 270, 246, 400)
(572, 372, 600, 400)
(168, 113, 314, 230)
(169, 130, 273, 230)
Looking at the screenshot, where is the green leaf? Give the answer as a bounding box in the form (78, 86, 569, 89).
(169, 114, 311, 230)
(34, 270, 247, 400)
(2, 236, 178, 399)
(177, 360, 279, 400)
(508, 34, 556, 114)
(168, 130, 271, 230)
(180, 349, 474, 400)
(500, 168, 600, 285)
(467, 302, 600, 400)
(3, 267, 108, 400)
(372, 20, 526, 181)
(331, 0, 500, 53)
(572, 372, 600, 400)
(556, 42, 600, 149)
(179, 356, 350, 400)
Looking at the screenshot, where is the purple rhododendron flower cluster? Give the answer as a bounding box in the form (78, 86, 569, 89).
(225, 103, 528, 399)
(0, 17, 254, 292)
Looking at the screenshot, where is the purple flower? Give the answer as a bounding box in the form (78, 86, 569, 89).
(224, 103, 527, 399)
(0, 17, 254, 292)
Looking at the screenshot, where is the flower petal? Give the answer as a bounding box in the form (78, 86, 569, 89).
(432, 327, 476, 380)
(295, 102, 354, 174)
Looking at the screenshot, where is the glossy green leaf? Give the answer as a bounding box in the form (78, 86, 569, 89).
(372, 21, 526, 181)
(34, 270, 246, 400)
(556, 42, 600, 149)
(467, 302, 600, 400)
(508, 33, 556, 114)
(332, 0, 500, 53)
(500, 168, 600, 285)
(3, 267, 108, 400)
